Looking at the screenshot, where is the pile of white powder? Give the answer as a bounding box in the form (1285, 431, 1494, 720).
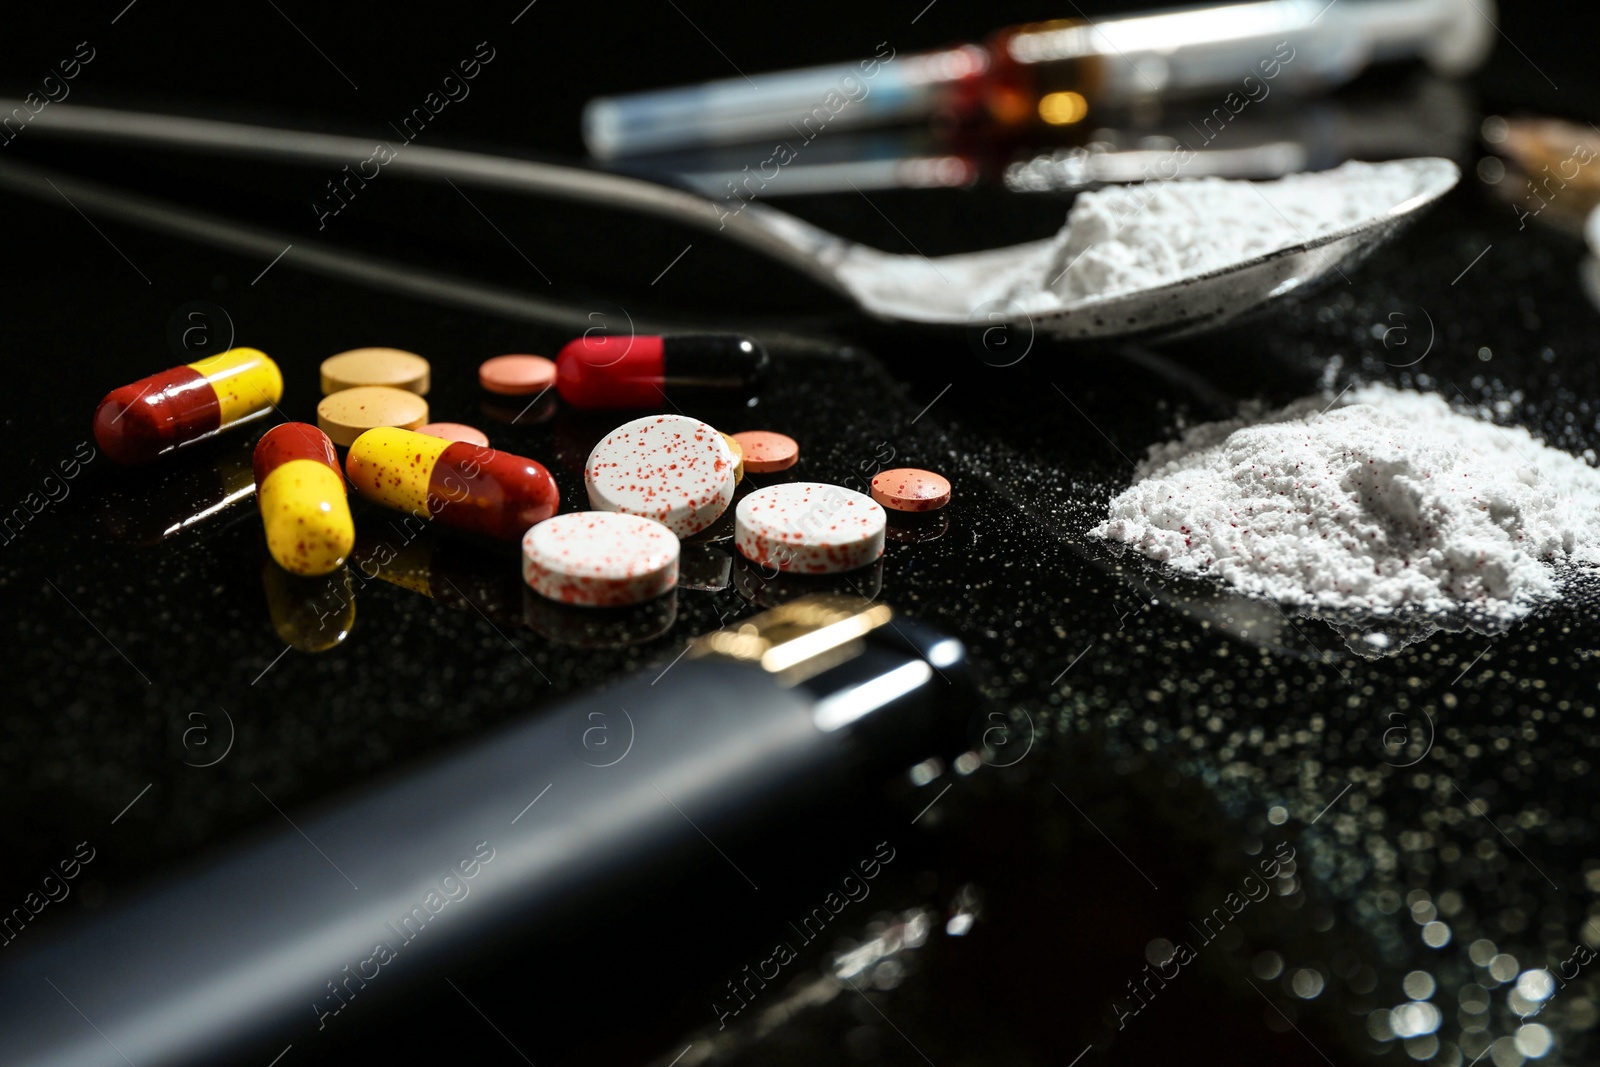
(1091, 384, 1600, 620)
(1030, 160, 1428, 305)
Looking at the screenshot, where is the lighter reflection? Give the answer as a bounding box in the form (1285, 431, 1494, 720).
(813, 661, 932, 732)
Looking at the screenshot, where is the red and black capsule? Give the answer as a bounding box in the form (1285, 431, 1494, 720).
(554, 334, 768, 409)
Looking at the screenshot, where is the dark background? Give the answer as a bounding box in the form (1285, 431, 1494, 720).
(3, 2, 1600, 1066)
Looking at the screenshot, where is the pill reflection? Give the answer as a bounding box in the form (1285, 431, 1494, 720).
(885, 509, 950, 544)
(480, 392, 557, 427)
(262, 561, 355, 652)
(524, 587, 677, 648)
(100, 445, 256, 544)
(733, 555, 883, 607)
(350, 529, 528, 630)
(679, 543, 732, 592)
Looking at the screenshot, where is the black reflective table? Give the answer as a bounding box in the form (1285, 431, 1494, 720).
(3, 5, 1600, 1065)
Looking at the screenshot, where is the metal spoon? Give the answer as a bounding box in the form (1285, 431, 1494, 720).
(833, 157, 1459, 339)
(15, 103, 1457, 341)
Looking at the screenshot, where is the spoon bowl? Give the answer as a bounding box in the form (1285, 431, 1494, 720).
(816, 157, 1461, 339)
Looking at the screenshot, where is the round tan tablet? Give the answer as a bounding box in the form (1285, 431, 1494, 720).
(321, 348, 430, 395)
(731, 431, 798, 473)
(316, 386, 429, 447)
(417, 422, 490, 447)
(719, 432, 745, 483)
(870, 468, 951, 512)
(480, 354, 557, 396)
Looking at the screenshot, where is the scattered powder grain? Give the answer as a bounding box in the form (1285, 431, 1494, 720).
(1091, 384, 1600, 620)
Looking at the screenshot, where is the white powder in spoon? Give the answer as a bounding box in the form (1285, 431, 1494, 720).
(1031, 160, 1426, 305)
(1091, 384, 1600, 620)
(829, 159, 1445, 322)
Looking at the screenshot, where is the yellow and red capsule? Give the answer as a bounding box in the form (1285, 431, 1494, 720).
(253, 423, 355, 576)
(94, 348, 283, 465)
(345, 426, 559, 541)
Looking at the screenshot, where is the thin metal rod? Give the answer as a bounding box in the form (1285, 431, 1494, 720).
(3, 100, 855, 301)
(0, 154, 674, 333)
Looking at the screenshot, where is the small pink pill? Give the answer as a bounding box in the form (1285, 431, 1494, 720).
(416, 422, 491, 447)
(479, 354, 558, 396)
(870, 468, 951, 512)
(730, 431, 798, 473)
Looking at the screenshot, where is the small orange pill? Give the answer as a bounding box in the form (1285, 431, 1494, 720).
(480, 354, 557, 396)
(870, 468, 951, 512)
(730, 431, 798, 473)
(417, 422, 490, 447)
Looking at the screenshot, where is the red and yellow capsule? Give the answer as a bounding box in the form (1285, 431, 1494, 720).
(93, 348, 283, 465)
(253, 423, 355, 576)
(345, 426, 560, 541)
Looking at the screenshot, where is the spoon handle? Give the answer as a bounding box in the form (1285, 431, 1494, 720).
(7, 99, 860, 302)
